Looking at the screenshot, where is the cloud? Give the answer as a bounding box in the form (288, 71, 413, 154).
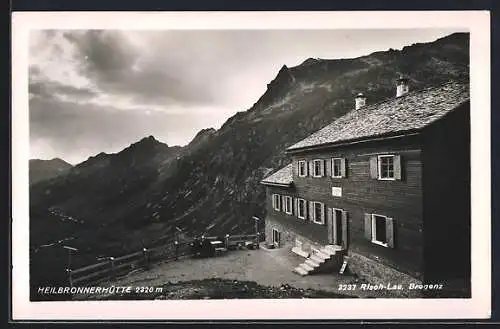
(61, 30, 217, 107)
(28, 28, 462, 163)
(29, 95, 220, 164)
(29, 79, 98, 102)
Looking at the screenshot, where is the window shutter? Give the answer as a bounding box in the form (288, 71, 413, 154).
(309, 201, 314, 222)
(321, 160, 326, 176)
(321, 203, 326, 224)
(308, 161, 313, 177)
(369, 156, 378, 179)
(325, 159, 332, 177)
(364, 213, 372, 240)
(394, 155, 402, 180)
(340, 158, 347, 178)
(294, 198, 298, 216)
(341, 211, 348, 249)
(386, 217, 395, 248)
(281, 196, 285, 212)
(327, 207, 333, 244)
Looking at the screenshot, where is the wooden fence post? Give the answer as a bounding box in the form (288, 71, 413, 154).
(253, 216, 260, 249)
(110, 257, 115, 274)
(143, 248, 148, 266)
(174, 240, 179, 260)
(67, 268, 73, 288)
(225, 234, 230, 249)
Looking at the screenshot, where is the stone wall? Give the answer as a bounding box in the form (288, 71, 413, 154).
(347, 250, 423, 297)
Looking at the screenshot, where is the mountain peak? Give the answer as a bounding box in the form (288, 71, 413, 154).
(30, 157, 72, 166)
(301, 57, 322, 66)
(29, 157, 72, 184)
(138, 135, 160, 144)
(187, 128, 217, 150)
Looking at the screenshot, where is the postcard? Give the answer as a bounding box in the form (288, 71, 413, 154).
(11, 10, 491, 320)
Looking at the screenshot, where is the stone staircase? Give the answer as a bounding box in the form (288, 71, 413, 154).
(293, 245, 344, 276)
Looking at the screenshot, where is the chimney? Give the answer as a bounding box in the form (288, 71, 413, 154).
(355, 92, 366, 110)
(396, 75, 409, 97)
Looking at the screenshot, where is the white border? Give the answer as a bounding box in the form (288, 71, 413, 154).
(12, 11, 490, 320)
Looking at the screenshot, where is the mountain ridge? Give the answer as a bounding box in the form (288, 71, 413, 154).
(29, 158, 73, 185)
(29, 32, 470, 299)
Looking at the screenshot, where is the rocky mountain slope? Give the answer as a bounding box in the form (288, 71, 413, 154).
(29, 158, 73, 184)
(29, 33, 469, 297)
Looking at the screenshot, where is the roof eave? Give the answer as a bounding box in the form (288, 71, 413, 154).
(286, 130, 422, 154)
(260, 181, 294, 188)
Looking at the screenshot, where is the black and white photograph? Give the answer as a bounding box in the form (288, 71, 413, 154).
(12, 11, 491, 320)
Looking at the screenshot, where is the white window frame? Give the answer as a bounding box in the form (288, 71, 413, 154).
(371, 214, 389, 247)
(272, 194, 281, 211)
(377, 155, 395, 180)
(272, 228, 280, 246)
(312, 159, 323, 177)
(284, 196, 293, 215)
(332, 158, 343, 178)
(298, 160, 307, 177)
(297, 198, 307, 219)
(312, 201, 325, 224)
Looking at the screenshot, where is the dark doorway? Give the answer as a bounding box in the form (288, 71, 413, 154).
(334, 209, 343, 246)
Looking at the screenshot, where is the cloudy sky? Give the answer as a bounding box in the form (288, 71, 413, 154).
(29, 28, 461, 164)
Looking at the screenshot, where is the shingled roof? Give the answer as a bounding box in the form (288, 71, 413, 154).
(287, 81, 470, 152)
(261, 163, 293, 187)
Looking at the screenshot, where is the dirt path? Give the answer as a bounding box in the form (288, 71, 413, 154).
(91, 246, 397, 299)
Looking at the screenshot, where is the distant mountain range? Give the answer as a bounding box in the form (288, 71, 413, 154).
(29, 33, 469, 298)
(29, 158, 73, 185)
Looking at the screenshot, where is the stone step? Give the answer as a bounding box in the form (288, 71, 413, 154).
(310, 254, 326, 264)
(305, 258, 321, 268)
(293, 266, 308, 276)
(315, 251, 332, 260)
(291, 246, 310, 258)
(319, 249, 336, 257)
(299, 262, 315, 272)
(322, 245, 341, 254)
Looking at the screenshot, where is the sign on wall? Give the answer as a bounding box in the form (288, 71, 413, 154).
(332, 186, 342, 197)
(339, 256, 350, 275)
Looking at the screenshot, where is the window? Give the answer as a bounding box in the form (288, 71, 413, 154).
(372, 215, 388, 246)
(378, 155, 394, 179)
(284, 196, 293, 215)
(364, 213, 395, 248)
(313, 159, 324, 177)
(313, 201, 325, 224)
(272, 228, 281, 247)
(370, 154, 402, 180)
(332, 158, 343, 178)
(272, 194, 281, 211)
(297, 198, 307, 219)
(298, 160, 307, 177)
